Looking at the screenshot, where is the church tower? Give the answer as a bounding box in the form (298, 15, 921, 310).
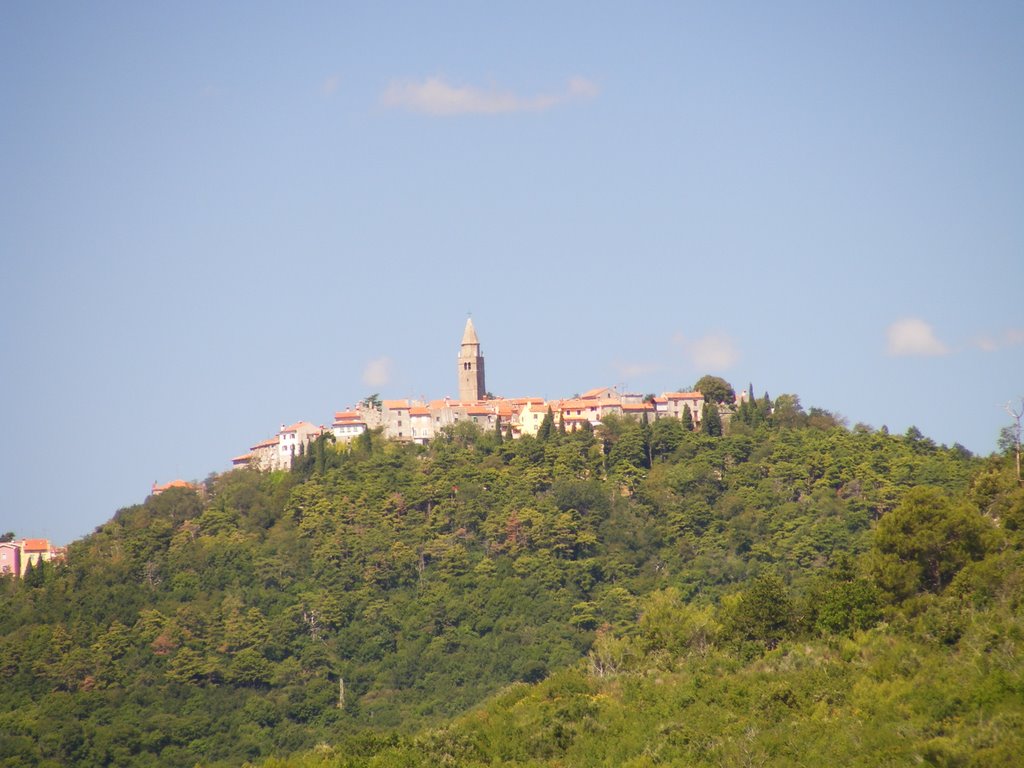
(458, 317, 486, 402)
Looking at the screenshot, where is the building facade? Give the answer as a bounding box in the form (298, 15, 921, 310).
(228, 319, 732, 466)
(457, 317, 486, 402)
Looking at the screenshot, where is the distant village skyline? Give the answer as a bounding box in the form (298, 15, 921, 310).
(227, 319, 728, 473)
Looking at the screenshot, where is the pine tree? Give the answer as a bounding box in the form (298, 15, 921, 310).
(495, 416, 504, 444)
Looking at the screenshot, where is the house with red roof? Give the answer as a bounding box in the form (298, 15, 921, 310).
(151, 479, 196, 496)
(332, 411, 367, 442)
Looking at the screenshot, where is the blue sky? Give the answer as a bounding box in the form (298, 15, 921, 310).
(2, 2, 1022, 544)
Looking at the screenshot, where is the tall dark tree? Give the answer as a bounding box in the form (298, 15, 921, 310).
(538, 408, 555, 441)
(681, 405, 694, 432)
(702, 404, 722, 437)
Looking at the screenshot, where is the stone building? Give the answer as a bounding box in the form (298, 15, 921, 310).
(457, 317, 486, 402)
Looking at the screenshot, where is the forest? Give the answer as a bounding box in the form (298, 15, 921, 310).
(1, 388, 1022, 767)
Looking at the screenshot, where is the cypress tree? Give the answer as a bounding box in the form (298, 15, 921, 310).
(682, 405, 694, 432)
(702, 404, 723, 437)
(495, 416, 503, 444)
(538, 408, 555, 441)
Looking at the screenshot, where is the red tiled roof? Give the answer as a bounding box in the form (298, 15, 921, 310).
(281, 421, 319, 433)
(152, 479, 192, 494)
(557, 399, 590, 410)
(251, 436, 280, 449)
(22, 538, 50, 552)
(232, 454, 253, 463)
(334, 410, 360, 420)
(382, 400, 410, 410)
(664, 391, 703, 400)
(409, 407, 431, 416)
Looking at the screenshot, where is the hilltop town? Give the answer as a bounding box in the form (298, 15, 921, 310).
(229, 318, 747, 472)
(2, 319, 742, 573)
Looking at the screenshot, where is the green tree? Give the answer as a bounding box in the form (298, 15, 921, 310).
(538, 407, 555, 441)
(681, 405, 694, 432)
(650, 417, 685, 457)
(702, 404, 722, 437)
(870, 486, 991, 599)
(727, 573, 794, 650)
(772, 394, 806, 428)
(694, 375, 736, 405)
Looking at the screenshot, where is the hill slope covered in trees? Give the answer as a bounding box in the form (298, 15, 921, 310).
(1, 394, 1022, 767)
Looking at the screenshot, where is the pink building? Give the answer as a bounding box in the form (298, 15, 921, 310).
(0, 542, 20, 577)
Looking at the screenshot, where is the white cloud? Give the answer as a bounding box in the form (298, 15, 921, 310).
(322, 74, 341, 96)
(613, 361, 662, 380)
(361, 357, 392, 388)
(973, 327, 1024, 352)
(886, 318, 949, 357)
(380, 75, 599, 116)
(674, 332, 740, 371)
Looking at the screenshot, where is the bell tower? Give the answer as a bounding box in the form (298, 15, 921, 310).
(458, 317, 486, 402)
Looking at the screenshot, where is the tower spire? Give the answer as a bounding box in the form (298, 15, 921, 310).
(461, 316, 479, 346)
(457, 317, 485, 401)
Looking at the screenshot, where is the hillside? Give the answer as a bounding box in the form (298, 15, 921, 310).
(1, 395, 1022, 767)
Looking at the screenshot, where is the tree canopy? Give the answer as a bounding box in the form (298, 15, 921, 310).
(693, 375, 736, 404)
(1, 398, 1021, 767)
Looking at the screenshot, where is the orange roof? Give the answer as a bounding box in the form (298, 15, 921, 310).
(502, 397, 542, 406)
(281, 421, 319, 433)
(232, 453, 253, 463)
(251, 436, 280, 449)
(409, 407, 431, 416)
(580, 387, 614, 399)
(557, 399, 591, 410)
(653, 397, 667, 404)
(622, 403, 654, 411)
(664, 391, 703, 400)
(382, 399, 410, 410)
(334, 410, 360, 420)
(465, 405, 493, 415)
(22, 538, 50, 552)
(152, 479, 192, 494)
